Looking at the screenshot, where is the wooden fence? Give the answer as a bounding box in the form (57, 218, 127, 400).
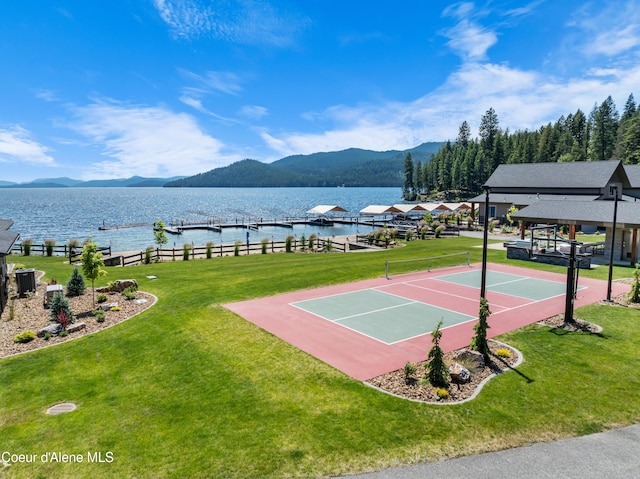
(11, 243, 112, 261)
(116, 237, 348, 267)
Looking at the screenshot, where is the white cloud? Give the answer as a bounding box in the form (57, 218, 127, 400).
(441, 3, 497, 61)
(67, 100, 241, 179)
(0, 126, 56, 166)
(239, 105, 268, 120)
(153, 0, 309, 46)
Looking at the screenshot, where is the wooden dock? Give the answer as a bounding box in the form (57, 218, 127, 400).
(97, 215, 402, 236)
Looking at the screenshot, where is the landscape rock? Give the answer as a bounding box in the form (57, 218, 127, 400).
(37, 323, 62, 337)
(449, 363, 471, 383)
(453, 349, 485, 369)
(67, 322, 86, 334)
(96, 279, 138, 293)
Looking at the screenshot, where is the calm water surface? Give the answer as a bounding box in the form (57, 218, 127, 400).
(0, 187, 402, 252)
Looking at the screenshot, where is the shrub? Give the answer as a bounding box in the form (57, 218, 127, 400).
(234, 240, 242, 256)
(66, 267, 86, 297)
(206, 241, 215, 259)
(122, 286, 136, 300)
(434, 225, 446, 238)
(22, 238, 33, 256)
(49, 291, 75, 324)
(59, 330, 69, 337)
(308, 234, 317, 252)
(183, 243, 191, 261)
(261, 238, 269, 255)
(323, 238, 333, 252)
(402, 362, 417, 383)
(405, 229, 414, 241)
(43, 332, 51, 341)
(44, 238, 56, 256)
(93, 309, 105, 322)
(629, 263, 640, 303)
(495, 348, 511, 358)
(97, 293, 108, 304)
(300, 234, 307, 252)
(285, 235, 294, 253)
(144, 247, 154, 264)
(14, 330, 36, 343)
(435, 388, 449, 399)
(56, 310, 72, 331)
(67, 238, 80, 257)
(110, 306, 122, 311)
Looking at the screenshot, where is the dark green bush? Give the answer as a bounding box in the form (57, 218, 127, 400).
(66, 267, 86, 297)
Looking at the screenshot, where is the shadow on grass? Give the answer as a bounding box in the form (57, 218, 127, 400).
(491, 355, 535, 384)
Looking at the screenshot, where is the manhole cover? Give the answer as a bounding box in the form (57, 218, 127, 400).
(46, 403, 77, 415)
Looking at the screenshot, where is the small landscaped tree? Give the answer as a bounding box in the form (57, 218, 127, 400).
(66, 267, 86, 297)
(81, 240, 107, 307)
(471, 298, 492, 361)
(154, 220, 168, 248)
(49, 291, 75, 326)
(426, 319, 448, 388)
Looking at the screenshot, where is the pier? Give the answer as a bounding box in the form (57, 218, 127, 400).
(163, 215, 393, 235)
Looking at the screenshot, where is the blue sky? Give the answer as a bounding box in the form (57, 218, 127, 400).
(1, 1, 640, 183)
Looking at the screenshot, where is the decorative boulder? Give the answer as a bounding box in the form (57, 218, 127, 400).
(112, 279, 137, 292)
(37, 323, 63, 338)
(453, 349, 485, 369)
(449, 363, 471, 383)
(67, 322, 86, 334)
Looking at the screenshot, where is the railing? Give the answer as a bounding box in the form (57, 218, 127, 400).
(115, 237, 348, 267)
(12, 243, 112, 261)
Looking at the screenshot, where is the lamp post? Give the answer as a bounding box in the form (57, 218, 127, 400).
(481, 187, 490, 299)
(606, 185, 619, 302)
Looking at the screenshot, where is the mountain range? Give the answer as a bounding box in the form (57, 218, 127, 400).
(0, 176, 186, 188)
(1, 142, 443, 188)
(165, 142, 443, 187)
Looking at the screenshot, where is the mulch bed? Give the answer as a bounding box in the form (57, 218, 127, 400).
(366, 340, 521, 404)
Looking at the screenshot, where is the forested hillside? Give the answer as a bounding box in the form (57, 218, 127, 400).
(165, 142, 443, 187)
(403, 94, 640, 200)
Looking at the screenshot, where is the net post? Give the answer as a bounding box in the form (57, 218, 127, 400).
(467, 251, 470, 266)
(385, 261, 390, 280)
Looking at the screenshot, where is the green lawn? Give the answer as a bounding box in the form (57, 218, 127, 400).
(1, 237, 639, 478)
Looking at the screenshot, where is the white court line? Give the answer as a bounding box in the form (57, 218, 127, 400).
(376, 281, 513, 311)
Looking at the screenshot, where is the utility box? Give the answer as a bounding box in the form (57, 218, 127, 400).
(15, 268, 36, 297)
(44, 284, 64, 308)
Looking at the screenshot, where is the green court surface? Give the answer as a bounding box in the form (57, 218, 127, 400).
(434, 269, 575, 301)
(292, 290, 473, 344)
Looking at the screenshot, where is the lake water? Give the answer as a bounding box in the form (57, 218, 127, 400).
(0, 187, 403, 252)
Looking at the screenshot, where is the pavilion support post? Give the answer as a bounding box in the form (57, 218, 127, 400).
(632, 228, 638, 266)
(480, 188, 490, 299)
(607, 186, 619, 302)
(569, 224, 576, 240)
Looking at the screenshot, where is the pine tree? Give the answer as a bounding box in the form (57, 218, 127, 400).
(49, 291, 75, 325)
(66, 267, 86, 297)
(426, 319, 448, 388)
(471, 298, 491, 361)
(403, 153, 415, 200)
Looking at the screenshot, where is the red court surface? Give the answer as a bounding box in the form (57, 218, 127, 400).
(224, 263, 629, 381)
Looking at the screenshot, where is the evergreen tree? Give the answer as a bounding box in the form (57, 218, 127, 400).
(49, 291, 75, 325)
(66, 267, 86, 297)
(402, 153, 415, 200)
(426, 319, 448, 388)
(456, 120, 471, 146)
(588, 96, 619, 161)
(471, 298, 491, 361)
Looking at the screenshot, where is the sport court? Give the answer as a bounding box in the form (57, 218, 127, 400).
(224, 263, 627, 381)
